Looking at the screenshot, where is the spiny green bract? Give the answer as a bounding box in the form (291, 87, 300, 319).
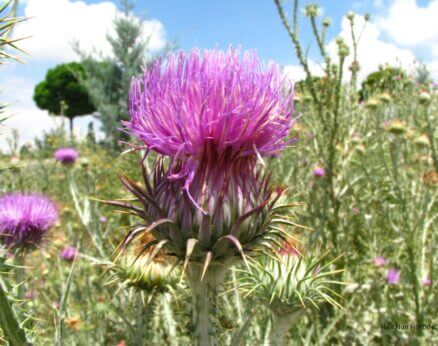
(241, 252, 345, 314)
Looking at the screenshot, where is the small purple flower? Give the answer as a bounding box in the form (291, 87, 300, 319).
(313, 167, 325, 177)
(373, 256, 387, 267)
(306, 131, 314, 140)
(386, 268, 400, 284)
(99, 216, 107, 224)
(53, 301, 61, 309)
(423, 274, 431, 287)
(351, 207, 360, 215)
(0, 193, 58, 249)
(25, 291, 35, 300)
(60, 246, 78, 261)
(54, 148, 79, 164)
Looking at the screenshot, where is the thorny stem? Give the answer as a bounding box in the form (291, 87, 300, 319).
(423, 105, 438, 172)
(135, 291, 144, 346)
(269, 310, 302, 346)
(309, 15, 330, 69)
(349, 19, 359, 92)
(327, 54, 346, 250)
(273, 0, 323, 122)
(187, 262, 226, 346)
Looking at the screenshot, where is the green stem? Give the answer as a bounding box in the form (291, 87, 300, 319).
(0, 281, 28, 346)
(423, 105, 438, 172)
(269, 310, 302, 346)
(187, 263, 226, 346)
(14, 255, 25, 301)
(135, 291, 144, 346)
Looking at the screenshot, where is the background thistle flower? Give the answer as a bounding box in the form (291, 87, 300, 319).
(0, 193, 58, 250)
(54, 147, 79, 164)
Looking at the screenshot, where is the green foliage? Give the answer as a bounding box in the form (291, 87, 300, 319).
(33, 62, 96, 119)
(359, 65, 412, 99)
(0, 0, 26, 64)
(0, 252, 29, 345)
(76, 1, 168, 144)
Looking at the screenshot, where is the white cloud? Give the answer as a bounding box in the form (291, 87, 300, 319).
(14, 0, 166, 62)
(376, 0, 438, 57)
(1, 0, 166, 150)
(327, 15, 418, 83)
(283, 15, 419, 84)
(283, 60, 324, 83)
(0, 71, 104, 150)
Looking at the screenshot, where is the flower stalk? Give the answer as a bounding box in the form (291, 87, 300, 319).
(269, 310, 302, 346)
(187, 262, 228, 346)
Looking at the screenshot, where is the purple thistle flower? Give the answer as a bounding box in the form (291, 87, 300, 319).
(60, 246, 78, 261)
(0, 193, 58, 249)
(25, 291, 35, 300)
(54, 148, 79, 164)
(313, 167, 325, 177)
(386, 268, 400, 284)
(423, 274, 431, 287)
(373, 256, 387, 267)
(351, 207, 360, 215)
(99, 216, 107, 224)
(126, 48, 295, 201)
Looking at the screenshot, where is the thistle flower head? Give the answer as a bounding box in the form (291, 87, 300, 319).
(0, 193, 58, 249)
(54, 147, 79, 164)
(241, 252, 343, 314)
(126, 48, 294, 194)
(313, 166, 326, 177)
(373, 256, 387, 267)
(106, 158, 285, 272)
(60, 246, 78, 261)
(386, 268, 400, 284)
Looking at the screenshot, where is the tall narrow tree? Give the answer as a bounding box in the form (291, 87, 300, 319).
(77, 0, 169, 146)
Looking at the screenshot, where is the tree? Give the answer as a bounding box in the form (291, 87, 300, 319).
(76, 0, 170, 147)
(33, 62, 96, 139)
(359, 65, 411, 100)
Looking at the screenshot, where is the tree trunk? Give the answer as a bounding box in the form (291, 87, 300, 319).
(69, 117, 74, 142)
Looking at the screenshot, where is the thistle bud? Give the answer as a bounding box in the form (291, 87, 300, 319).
(386, 119, 406, 135)
(241, 253, 343, 344)
(378, 92, 391, 103)
(323, 17, 332, 27)
(304, 4, 320, 18)
(114, 252, 178, 293)
(414, 134, 430, 147)
(419, 91, 431, 105)
(365, 98, 379, 110)
(346, 11, 355, 21)
(80, 158, 89, 168)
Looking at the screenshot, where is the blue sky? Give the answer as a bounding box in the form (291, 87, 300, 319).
(1, 0, 437, 150)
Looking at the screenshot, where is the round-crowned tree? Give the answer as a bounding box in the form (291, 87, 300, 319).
(33, 62, 96, 139)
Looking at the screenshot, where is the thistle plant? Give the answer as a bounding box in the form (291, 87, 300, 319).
(107, 47, 296, 344)
(241, 251, 344, 344)
(54, 148, 79, 165)
(0, 193, 58, 251)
